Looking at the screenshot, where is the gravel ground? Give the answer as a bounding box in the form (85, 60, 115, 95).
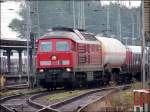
(0, 88, 45, 98)
(33, 89, 95, 106)
(55, 90, 112, 112)
(81, 97, 112, 112)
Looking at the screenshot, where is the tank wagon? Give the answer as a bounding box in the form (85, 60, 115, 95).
(36, 27, 142, 89)
(95, 36, 130, 83)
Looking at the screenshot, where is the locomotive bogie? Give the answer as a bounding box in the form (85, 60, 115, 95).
(36, 68, 74, 88)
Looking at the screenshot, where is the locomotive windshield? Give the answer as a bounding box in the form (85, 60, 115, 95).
(40, 41, 52, 52)
(56, 41, 69, 51)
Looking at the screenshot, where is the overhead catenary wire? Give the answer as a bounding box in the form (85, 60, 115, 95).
(82, 0, 85, 29)
(129, 0, 135, 45)
(76, 0, 85, 29)
(72, 0, 76, 28)
(77, 1, 80, 29)
(36, 0, 41, 37)
(106, 0, 110, 37)
(117, 0, 122, 41)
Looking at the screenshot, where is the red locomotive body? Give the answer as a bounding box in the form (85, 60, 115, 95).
(36, 38, 73, 69)
(36, 28, 103, 89)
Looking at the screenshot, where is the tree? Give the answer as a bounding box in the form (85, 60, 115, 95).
(9, 3, 27, 38)
(9, 1, 140, 41)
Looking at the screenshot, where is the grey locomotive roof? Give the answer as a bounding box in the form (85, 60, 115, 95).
(39, 28, 100, 44)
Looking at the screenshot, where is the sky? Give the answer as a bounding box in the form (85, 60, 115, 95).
(1, 1, 23, 39)
(1, 1, 141, 39)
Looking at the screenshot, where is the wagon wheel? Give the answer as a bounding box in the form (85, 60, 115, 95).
(112, 72, 119, 85)
(104, 63, 112, 85)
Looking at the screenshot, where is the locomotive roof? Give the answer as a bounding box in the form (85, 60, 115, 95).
(39, 28, 100, 44)
(51, 27, 86, 32)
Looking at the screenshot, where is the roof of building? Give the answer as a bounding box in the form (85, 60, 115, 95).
(0, 38, 30, 50)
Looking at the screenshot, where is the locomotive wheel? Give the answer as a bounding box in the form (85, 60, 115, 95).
(104, 64, 111, 85)
(98, 80, 104, 86)
(64, 79, 74, 90)
(125, 73, 132, 84)
(112, 72, 119, 85)
(45, 82, 55, 91)
(46, 83, 50, 91)
(39, 79, 47, 88)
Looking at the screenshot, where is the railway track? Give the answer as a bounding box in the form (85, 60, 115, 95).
(29, 85, 130, 112)
(1, 95, 39, 112)
(0, 85, 130, 112)
(1, 83, 29, 91)
(50, 87, 115, 112)
(0, 89, 68, 112)
(0, 90, 47, 112)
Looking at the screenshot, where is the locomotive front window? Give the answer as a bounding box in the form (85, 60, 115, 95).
(56, 41, 69, 51)
(40, 41, 52, 52)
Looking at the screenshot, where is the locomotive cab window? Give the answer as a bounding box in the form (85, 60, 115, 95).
(56, 41, 69, 51)
(40, 41, 52, 52)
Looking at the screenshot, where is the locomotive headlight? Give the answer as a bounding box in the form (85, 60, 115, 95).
(51, 55, 57, 61)
(39, 69, 44, 72)
(66, 68, 71, 72)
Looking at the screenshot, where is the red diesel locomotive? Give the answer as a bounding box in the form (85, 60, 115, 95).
(36, 27, 141, 89)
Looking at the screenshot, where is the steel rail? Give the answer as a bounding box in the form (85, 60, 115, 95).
(0, 85, 130, 112)
(0, 90, 46, 112)
(36, 85, 130, 112)
(77, 89, 116, 112)
(29, 85, 130, 112)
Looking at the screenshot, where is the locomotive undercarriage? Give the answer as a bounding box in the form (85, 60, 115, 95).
(36, 66, 138, 90)
(74, 71, 110, 88)
(37, 68, 73, 90)
(103, 63, 133, 85)
(111, 67, 135, 85)
(36, 68, 112, 90)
